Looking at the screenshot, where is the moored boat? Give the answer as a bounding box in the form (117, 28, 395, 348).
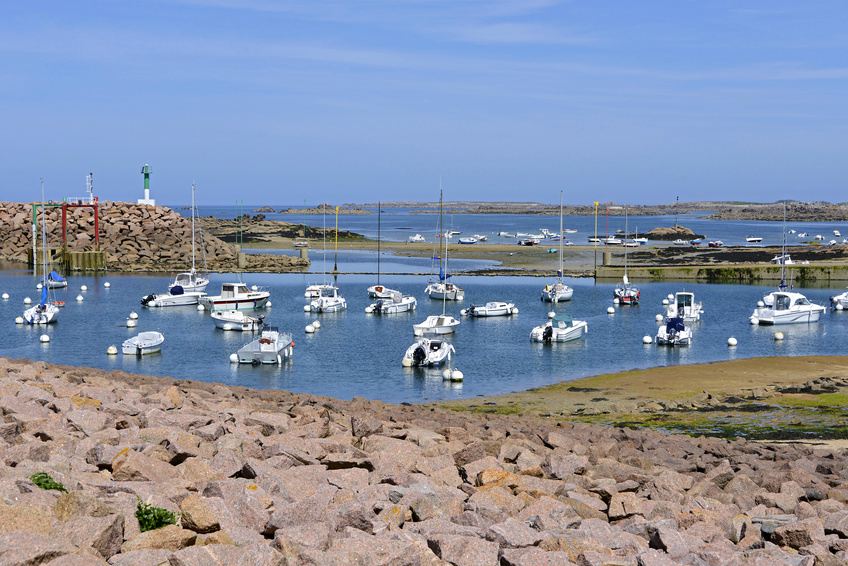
(750, 291, 825, 325)
(202, 283, 269, 311)
(413, 314, 460, 336)
(401, 338, 454, 367)
(460, 301, 518, 317)
(530, 315, 587, 343)
(308, 286, 347, 313)
(665, 291, 703, 322)
(211, 310, 264, 331)
(141, 286, 206, 307)
(656, 317, 691, 346)
(122, 331, 165, 356)
(236, 327, 294, 365)
(366, 292, 417, 314)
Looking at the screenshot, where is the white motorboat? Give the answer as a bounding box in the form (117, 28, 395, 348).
(141, 286, 206, 307)
(656, 317, 691, 346)
(211, 310, 264, 331)
(814, 234, 824, 241)
(564, 228, 577, 234)
(458, 237, 477, 245)
(835, 230, 842, 237)
(751, 292, 825, 325)
(367, 292, 417, 314)
(788, 229, 797, 234)
(517, 238, 540, 246)
(472, 234, 488, 241)
(634, 237, 649, 244)
(746, 236, 763, 244)
(169, 183, 209, 293)
(708, 240, 724, 248)
(305, 283, 335, 299)
(665, 291, 702, 322)
(623, 240, 640, 248)
(587, 237, 601, 245)
(401, 338, 454, 367)
(461, 301, 518, 317)
(771, 254, 794, 265)
(122, 331, 165, 356)
(530, 315, 587, 343)
(797, 232, 808, 238)
(498, 231, 516, 238)
(542, 191, 574, 304)
(408, 233, 426, 243)
(831, 289, 848, 309)
(46, 271, 67, 289)
(236, 327, 294, 365)
(604, 236, 622, 245)
(671, 239, 688, 246)
(367, 284, 400, 299)
(447, 230, 461, 237)
(25, 182, 59, 325)
(413, 314, 460, 336)
(308, 285, 347, 313)
(203, 283, 270, 311)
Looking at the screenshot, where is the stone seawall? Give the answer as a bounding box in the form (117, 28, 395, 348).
(0, 358, 845, 565)
(0, 202, 308, 272)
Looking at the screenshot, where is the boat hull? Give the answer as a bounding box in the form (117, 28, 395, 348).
(143, 292, 206, 307)
(530, 321, 587, 343)
(541, 286, 573, 303)
(23, 304, 59, 325)
(751, 309, 823, 325)
(204, 294, 270, 311)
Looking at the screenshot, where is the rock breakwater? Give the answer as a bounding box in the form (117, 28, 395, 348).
(0, 358, 846, 564)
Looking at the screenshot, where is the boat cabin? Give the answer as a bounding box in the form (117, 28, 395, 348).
(675, 292, 694, 310)
(773, 293, 811, 311)
(220, 283, 251, 298)
(319, 287, 339, 298)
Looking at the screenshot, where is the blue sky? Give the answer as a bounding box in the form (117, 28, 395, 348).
(0, 1, 846, 205)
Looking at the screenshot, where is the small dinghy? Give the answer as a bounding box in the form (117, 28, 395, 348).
(366, 292, 417, 314)
(656, 317, 691, 346)
(211, 310, 264, 331)
(530, 315, 588, 343)
(122, 331, 165, 356)
(413, 314, 460, 336)
(461, 301, 518, 317)
(367, 284, 400, 299)
(401, 338, 455, 367)
(47, 271, 68, 289)
(236, 327, 294, 365)
(665, 292, 703, 322)
(141, 285, 207, 307)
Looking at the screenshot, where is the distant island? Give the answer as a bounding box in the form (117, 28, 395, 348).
(274, 203, 371, 215)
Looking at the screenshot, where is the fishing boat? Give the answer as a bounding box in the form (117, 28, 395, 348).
(203, 283, 269, 311)
(140, 286, 207, 308)
(367, 202, 401, 299)
(366, 291, 417, 314)
(425, 188, 464, 301)
(169, 184, 209, 293)
(122, 331, 165, 356)
(458, 237, 478, 245)
(308, 285, 347, 313)
(24, 180, 60, 325)
(413, 314, 460, 336)
(401, 338, 454, 367)
(665, 291, 702, 322)
(750, 292, 825, 325)
(211, 310, 264, 331)
(46, 271, 67, 289)
(745, 236, 763, 244)
(236, 327, 294, 365)
(613, 208, 640, 305)
(408, 233, 426, 243)
(461, 301, 518, 317)
(530, 315, 588, 343)
(656, 317, 691, 346)
(541, 191, 574, 303)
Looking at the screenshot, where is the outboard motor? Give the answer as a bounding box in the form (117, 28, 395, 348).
(542, 325, 554, 343)
(412, 345, 427, 366)
(140, 294, 155, 306)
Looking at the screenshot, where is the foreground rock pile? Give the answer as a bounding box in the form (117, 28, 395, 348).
(0, 358, 846, 565)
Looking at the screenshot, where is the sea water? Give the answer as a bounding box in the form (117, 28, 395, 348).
(0, 269, 843, 403)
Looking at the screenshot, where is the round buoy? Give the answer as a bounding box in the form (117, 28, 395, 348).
(655, 314, 664, 322)
(662, 299, 669, 306)
(774, 331, 785, 341)
(642, 335, 653, 344)
(303, 304, 311, 312)
(126, 318, 137, 328)
(36, 283, 43, 290)
(14, 316, 23, 324)
(757, 300, 765, 308)
(266, 301, 272, 307)
(667, 293, 674, 301)
(251, 285, 258, 291)
(305, 324, 315, 333)
(106, 345, 118, 355)
(312, 320, 321, 329)
(128, 311, 138, 320)
(402, 357, 413, 367)
(197, 304, 205, 311)
(75, 295, 84, 302)
(613, 298, 620, 305)
(607, 306, 615, 314)
(442, 368, 451, 380)
(39, 334, 50, 343)
(80, 285, 88, 291)
(450, 369, 464, 382)
(229, 353, 238, 363)
(512, 307, 519, 314)
(1, 293, 8, 300)
(837, 304, 844, 311)
(103, 282, 110, 288)
(727, 337, 738, 347)
(23, 297, 32, 305)
(547, 311, 555, 319)
(365, 306, 374, 314)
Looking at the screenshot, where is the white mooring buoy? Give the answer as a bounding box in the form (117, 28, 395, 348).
(80, 285, 88, 291)
(607, 306, 615, 315)
(642, 335, 652, 344)
(14, 316, 23, 324)
(662, 299, 669, 306)
(547, 311, 556, 319)
(229, 353, 238, 363)
(39, 334, 50, 343)
(305, 324, 315, 333)
(76, 295, 84, 302)
(312, 320, 321, 329)
(23, 297, 32, 305)
(36, 283, 43, 290)
(126, 318, 137, 328)
(667, 293, 674, 301)
(1, 293, 8, 300)
(106, 345, 118, 355)
(129, 311, 139, 320)
(450, 369, 464, 382)
(655, 314, 664, 322)
(774, 331, 785, 341)
(303, 304, 311, 312)
(613, 298, 620, 305)
(727, 337, 738, 347)
(197, 304, 205, 311)
(103, 282, 111, 288)
(266, 301, 272, 307)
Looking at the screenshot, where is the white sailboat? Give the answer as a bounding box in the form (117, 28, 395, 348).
(613, 208, 640, 305)
(24, 180, 59, 325)
(367, 202, 400, 299)
(425, 188, 464, 301)
(541, 191, 573, 303)
(169, 183, 209, 293)
(305, 205, 335, 299)
(308, 206, 347, 313)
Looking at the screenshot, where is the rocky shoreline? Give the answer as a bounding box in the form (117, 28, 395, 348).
(1, 358, 846, 565)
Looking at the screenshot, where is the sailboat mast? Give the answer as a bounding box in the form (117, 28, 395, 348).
(40, 178, 47, 283)
(440, 189, 447, 315)
(558, 190, 564, 282)
(191, 183, 196, 274)
(332, 206, 339, 275)
(376, 201, 381, 285)
(624, 207, 629, 278)
(781, 202, 787, 287)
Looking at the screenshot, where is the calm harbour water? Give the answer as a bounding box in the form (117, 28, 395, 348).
(1, 268, 844, 403)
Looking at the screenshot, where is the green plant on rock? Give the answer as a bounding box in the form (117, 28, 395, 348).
(136, 498, 178, 532)
(30, 472, 67, 492)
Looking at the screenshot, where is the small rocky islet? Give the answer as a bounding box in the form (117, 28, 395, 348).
(0, 357, 846, 565)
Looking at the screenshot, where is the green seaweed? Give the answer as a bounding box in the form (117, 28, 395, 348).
(30, 472, 67, 492)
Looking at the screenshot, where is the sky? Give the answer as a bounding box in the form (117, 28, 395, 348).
(0, 1, 846, 205)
